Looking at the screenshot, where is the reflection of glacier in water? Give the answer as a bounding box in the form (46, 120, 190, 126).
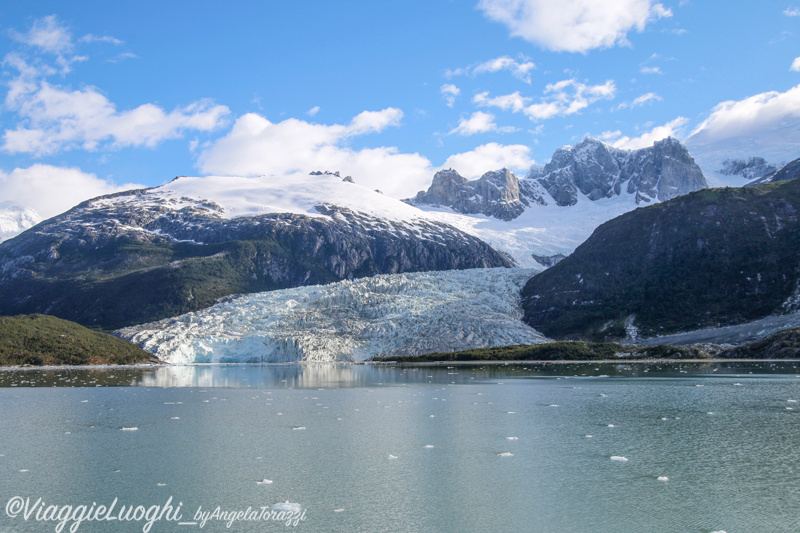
(118, 268, 548, 364)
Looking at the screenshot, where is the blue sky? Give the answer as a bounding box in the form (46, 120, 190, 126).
(2, 1, 800, 217)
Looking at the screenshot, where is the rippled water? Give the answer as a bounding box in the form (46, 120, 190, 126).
(1, 362, 799, 532)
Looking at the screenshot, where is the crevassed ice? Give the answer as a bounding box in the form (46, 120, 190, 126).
(118, 268, 548, 363)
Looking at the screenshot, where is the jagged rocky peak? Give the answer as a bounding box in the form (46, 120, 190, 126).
(746, 157, 800, 187)
(409, 137, 707, 220)
(719, 157, 778, 181)
(529, 136, 706, 207)
(406, 167, 547, 221)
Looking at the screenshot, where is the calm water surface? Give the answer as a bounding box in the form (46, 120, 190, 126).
(1, 362, 799, 532)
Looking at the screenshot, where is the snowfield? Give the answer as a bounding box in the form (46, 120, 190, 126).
(117, 267, 548, 363)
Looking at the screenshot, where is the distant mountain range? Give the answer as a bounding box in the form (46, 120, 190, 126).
(408, 137, 706, 218)
(0, 174, 509, 330)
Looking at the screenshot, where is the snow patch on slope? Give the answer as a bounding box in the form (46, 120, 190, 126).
(416, 192, 641, 267)
(92, 174, 428, 223)
(117, 268, 548, 364)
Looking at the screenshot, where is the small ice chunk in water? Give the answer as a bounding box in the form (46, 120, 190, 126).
(585, 435, 593, 438)
(788, 399, 797, 403)
(505, 437, 518, 440)
(548, 404, 559, 407)
(292, 426, 306, 431)
(387, 454, 398, 460)
(497, 452, 514, 457)
(607, 424, 615, 428)
(120, 427, 138, 431)
(610, 456, 628, 462)
(657, 476, 669, 481)
(272, 502, 302, 513)
(334, 508, 344, 513)
(256, 479, 273, 485)
(157, 483, 166, 487)
(423, 445, 435, 448)
(18, 469, 28, 473)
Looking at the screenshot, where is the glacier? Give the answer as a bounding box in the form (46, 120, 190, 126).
(117, 267, 548, 364)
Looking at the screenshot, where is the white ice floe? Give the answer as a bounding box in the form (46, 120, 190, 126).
(657, 476, 669, 481)
(505, 437, 519, 440)
(271, 502, 302, 513)
(610, 456, 629, 462)
(118, 268, 547, 364)
(497, 452, 514, 457)
(120, 427, 138, 431)
(256, 479, 273, 485)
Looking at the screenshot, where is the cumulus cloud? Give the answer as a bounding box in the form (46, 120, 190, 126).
(441, 143, 535, 179)
(446, 55, 536, 83)
(474, 79, 616, 120)
(791, 57, 800, 72)
(784, 7, 800, 16)
(198, 110, 434, 198)
(448, 112, 516, 136)
(686, 84, 800, 163)
(477, 0, 672, 53)
(2, 16, 230, 156)
(602, 116, 688, 150)
(0, 164, 143, 218)
(307, 106, 321, 117)
(640, 66, 662, 74)
(440, 84, 461, 107)
(2, 82, 230, 155)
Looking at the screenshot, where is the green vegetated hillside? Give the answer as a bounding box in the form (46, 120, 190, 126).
(374, 327, 800, 362)
(521, 177, 800, 341)
(373, 341, 708, 362)
(0, 314, 155, 366)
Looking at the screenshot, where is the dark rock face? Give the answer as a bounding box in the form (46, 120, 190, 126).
(719, 157, 778, 181)
(407, 137, 707, 219)
(746, 157, 800, 187)
(406, 168, 548, 221)
(0, 190, 512, 330)
(520, 178, 800, 341)
(530, 137, 707, 206)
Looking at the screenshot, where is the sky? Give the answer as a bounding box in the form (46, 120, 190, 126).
(1, 0, 800, 218)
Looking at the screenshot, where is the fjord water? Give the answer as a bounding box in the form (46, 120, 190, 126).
(1, 363, 799, 532)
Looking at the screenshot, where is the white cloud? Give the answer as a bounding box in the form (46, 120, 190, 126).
(474, 79, 616, 120)
(792, 57, 800, 72)
(447, 55, 536, 83)
(603, 116, 688, 150)
(10, 15, 73, 54)
(640, 66, 662, 74)
(686, 85, 800, 163)
(441, 143, 535, 179)
(0, 164, 143, 218)
(198, 110, 434, 199)
(3, 16, 229, 156)
(307, 106, 321, 117)
(448, 112, 516, 136)
(784, 7, 800, 16)
(2, 80, 230, 155)
(440, 84, 461, 107)
(616, 92, 662, 110)
(477, 0, 672, 53)
(79, 34, 123, 45)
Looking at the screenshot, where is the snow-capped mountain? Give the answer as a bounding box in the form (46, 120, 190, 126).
(406, 137, 707, 267)
(0, 173, 511, 330)
(117, 267, 547, 363)
(0, 202, 42, 243)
